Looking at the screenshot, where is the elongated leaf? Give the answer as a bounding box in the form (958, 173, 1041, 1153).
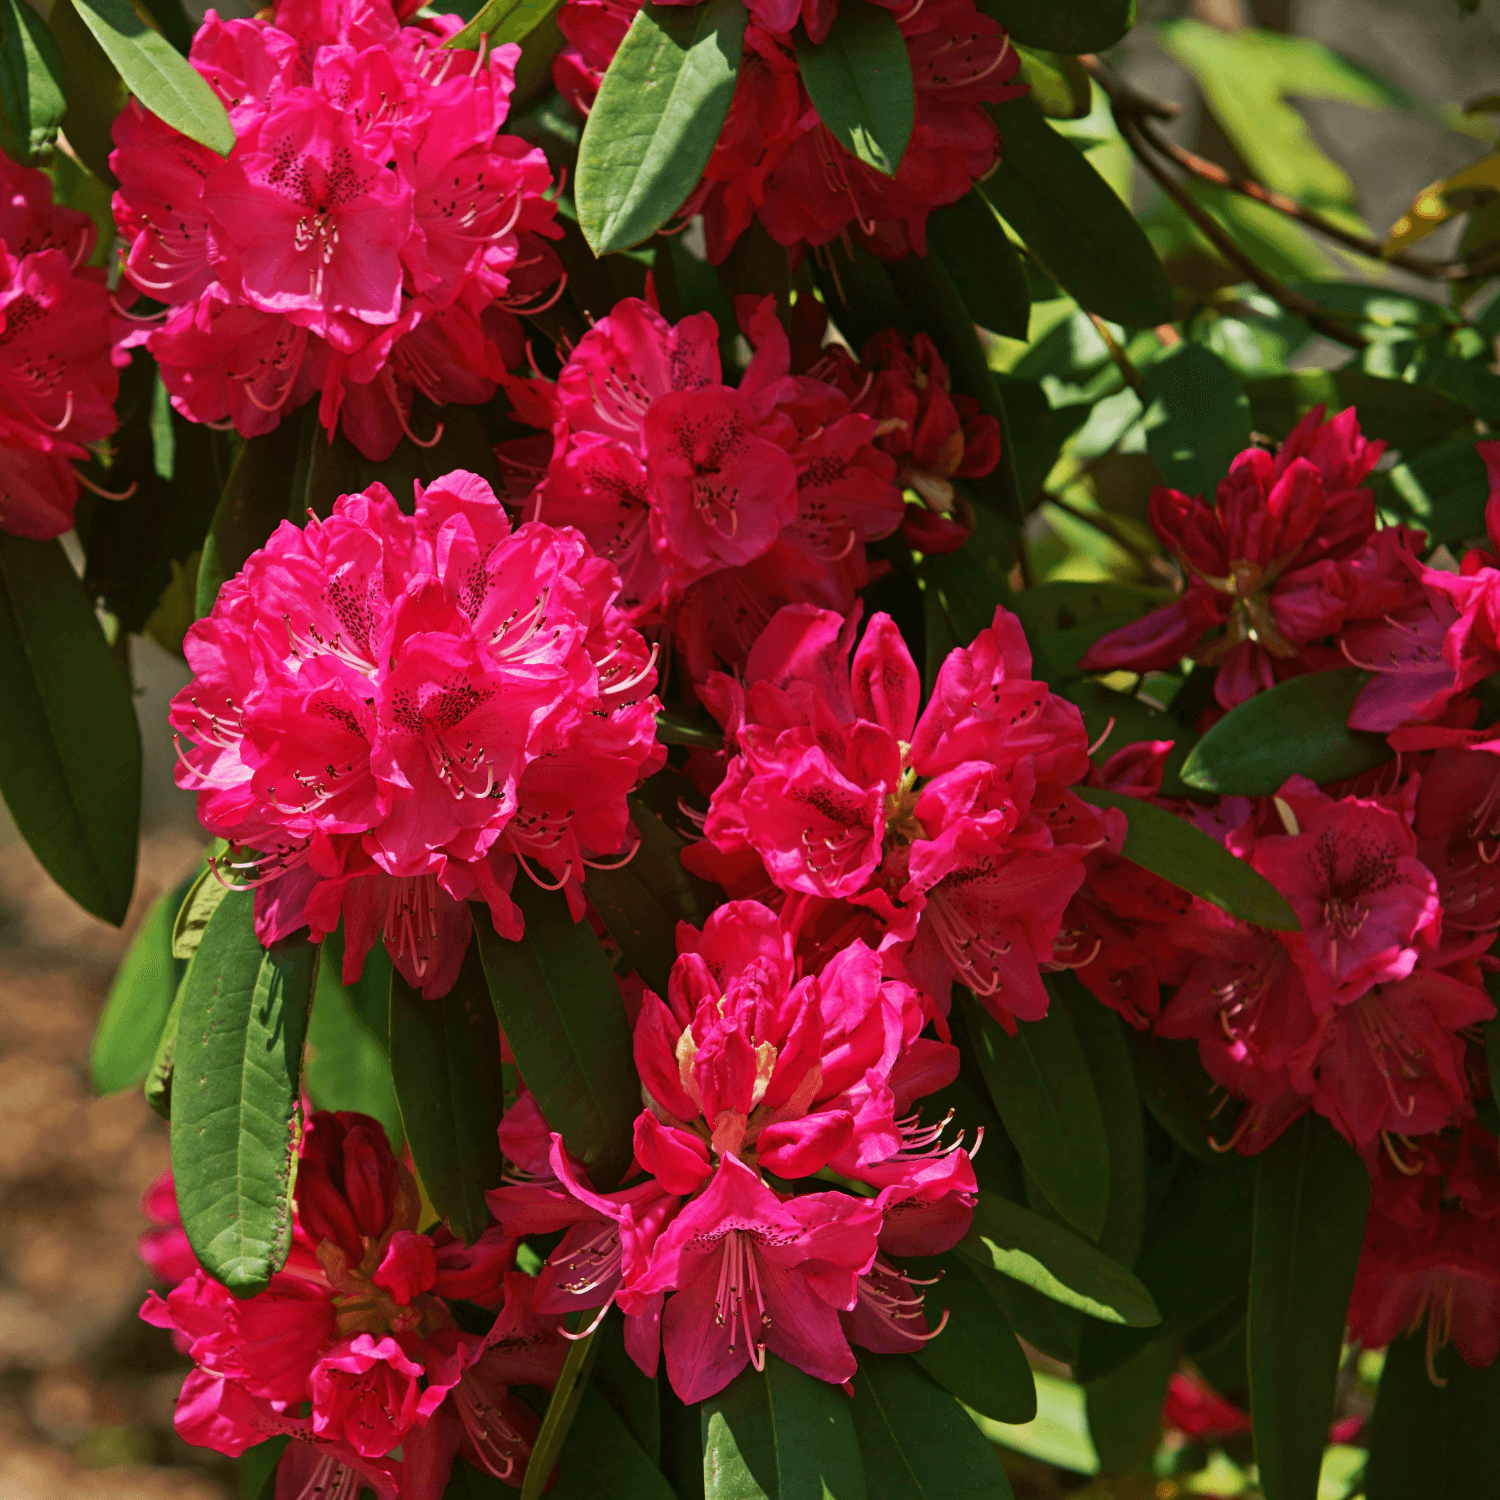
(171, 891, 318, 1294)
(0, 0, 66, 162)
(475, 883, 638, 1190)
(48, 0, 127, 182)
(389, 941, 504, 1245)
(305, 947, 402, 1152)
(1179, 668, 1393, 797)
(92, 877, 191, 1094)
(982, 99, 1173, 328)
(795, 0, 912, 177)
(978, 0, 1134, 53)
(0, 536, 141, 925)
(173, 858, 229, 959)
(1248, 1115, 1370, 1500)
(144, 977, 184, 1119)
(1076, 787, 1298, 931)
(548, 1384, 677, 1500)
(703, 1354, 866, 1500)
(926, 189, 1030, 341)
(592, 1312, 660, 1465)
(958, 1191, 1160, 1328)
(907, 1253, 1036, 1424)
(849, 1355, 1013, 1500)
(521, 1319, 603, 1500)
(1141, 343, 1253, 500)
(1084, 1339, 1174, 1478)
(239, 1437, 290, 1500)
(575, 0, 748, 254)
(1015, 45, 1090, 119)
(961, 993, 1110, 1238)
(71, 0, 233, 153)
(655, 709, 723, 749)
(1123, 1029, 1222, 1165)
(447, 0, 560, 50)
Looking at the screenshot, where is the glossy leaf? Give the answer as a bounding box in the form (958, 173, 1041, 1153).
(702, 1354, 866, 1499)
(389, 941, 504, 1245)
(1179, 668, 1393, 797)
(1141, 343, 1253, 500)
(1084, 1339, 1174, 1477)
(958, 1190, 1160, 1329)
(795, 0, 913, 178)
(170, 891, 318, 1294)
(92, 877, 190, 1094)
(521, 1319, 603, 1500)
(591, 1312, 660, 1465)
(0, 0, 66, 162)
(575, 0, 748, 254)
(548, 1384, 677, 1500)
(1076, 787, 1299, 931)
(961, 993, 1111, 1239)
(925, 189, 1030, 341)
(72, 0, 234, 154)
(47, 0, 127, 183)
(982, 99, 1173, 328)
(849, 1354, 1014, 1500)
(1248, 1115, 1370, 1500)
(0, 536, 142, 925)
(446, 0, 561, 51)
(475, 883, 638, 1190)
(978, 0, 1134, 53)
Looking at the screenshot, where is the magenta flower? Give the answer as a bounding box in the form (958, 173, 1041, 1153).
(170, 470, 663, 998)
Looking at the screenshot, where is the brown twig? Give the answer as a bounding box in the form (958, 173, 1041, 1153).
(1086, 311, 1147, 396)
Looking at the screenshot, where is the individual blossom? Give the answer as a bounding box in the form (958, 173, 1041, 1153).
(682, 601, 1122, 1028)
(498, 295, 904, 681)
(1081, 406, 1425, 710)
(553, 0, 1024, 264)
(110, 0, 562, 459)
(138, 1169, 198, 1288)
(0, 149, 127, 539)
(170, 470, 663, 998)
(1162, 1370, 1252, 1444)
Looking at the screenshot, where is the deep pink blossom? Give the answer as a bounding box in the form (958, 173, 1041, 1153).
(170, 470, 663, 997)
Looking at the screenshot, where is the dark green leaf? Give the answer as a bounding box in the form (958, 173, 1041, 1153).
(926, 191, 1030, 341)
(144, 978, 184, 1120)
(1084, 1339, 1174, 1477)
(305, 942, 403, 1152)
(1076, 787, 1299, 931)
(1141, 343, 1253, 499)
(1374, 433, 1493, 545)
(794, 0, 912, 178)
(522, 1318, 603, 1500)
(92, 877, 190, 1094)
(0, 536, 141, 925)
(239, 1437, 289, 1500)
(1365, 1333, 1500, 1499)
(978, 0, 1134, 53)
(655, 708, 724, 749)
(1248, 1115, 1370, 1500)
(1179, 668, 1393, 798)
(0, 0, 66, 162)
(1123, 1030, 1223, 1165)
(958, 1190, 1160, 1328)
(389, 939, 504, 1245)
(961, 993, 1111, 1239)
(1247, 369, 1474, 460)
(135, 0, 194, 56)
(72, 0, 234, 153)
(849, 1354, 1013, 1500)
(48, 0, 128, 183)
(170, 892, 317, 1294)
(475, 882, 638, 1190)
(661, 1378, 708, 1500)
(989, 375, 1092, 504)
(908, 1253, 1037, 1424)
(1009, 580, 1166, 681)
(575, 0, 748, 254)
(1014, 45, 1091, 119)
(982, 98, 1173, 328)
(702, 1354, 866, 1499)
(548, 1384, 677, 1500)
(592, 1310, 661, 1465)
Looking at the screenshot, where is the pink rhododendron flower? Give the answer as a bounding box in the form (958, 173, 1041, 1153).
(110, 0, 561, 460)
(553, 0, 1024, 263)
(170, 470, 663, 998)
(0, 149, 127, 539)
(1080, 407, 1424, 709)
(498, 295, 904, 681)
(138, 1169, 198, 1288)
(682, 601, 1122, 1028)
(1162, 1370, 1252, 1442)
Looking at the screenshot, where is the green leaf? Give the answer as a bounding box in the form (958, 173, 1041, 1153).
(926, 190, 1030, 341)
(1365, 1332, 1500, 1498)
(548, 1384, 678, 1500)
(958, 1190, 1160, 1328)
(575, 0, 748, 254)
(135, 0, 195, 57)
(983, 99, 1173, 328)
(1141, 343, 1253, 500)
(1374, 433, 1493, 545)
(591, 1310, 661, 1465)
(239, 1437, 289, 1500)
(908, 1253, 1037, 1425)
(655, 708, 724, 749)
(1075, 787, 1299, 931)
(703, 1354, 866, 1500)
(144, 978, 184, 1120)
(170, 892, 318, 1294)
(71, 0, 234, 154)
(92, 877, 190, 1094)
(173, 858, 229, 960)
(1014, 45, 1090, 119)
(1122, 1029, 1222, 1165)
(977, 0, 1134, 53)
(389, 939, 504, 1245)
(1179, 668, 1393, 798)
(849, 1354, 1014, 1500)
(794, 0, 912, 178)
(522, 1318, 604, 1500)
(0, 536, 142, 925)
(475, 883, 639, 1191)
(1084, 1339, 1174, 1477)
(446, 0, 561, 50)
(1008, 580, 1167, 682)
(0, 0, 67, 162)
(961, 993, 1111, 1239)
(1248, 1115, 1370, 1500)
(48, 0, 128, 183)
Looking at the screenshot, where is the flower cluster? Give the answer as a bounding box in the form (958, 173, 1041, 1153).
(490, 903, 977, 1403)
(0, 150, 126, 540)
(110, 0, 561, 460)
(170, 470, 663, 998)
(681, 597, 1122, 1029)
(141, 1111, 554, 1500)
(497, 295, 905, 682)
(553, 0, 1025, 263)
